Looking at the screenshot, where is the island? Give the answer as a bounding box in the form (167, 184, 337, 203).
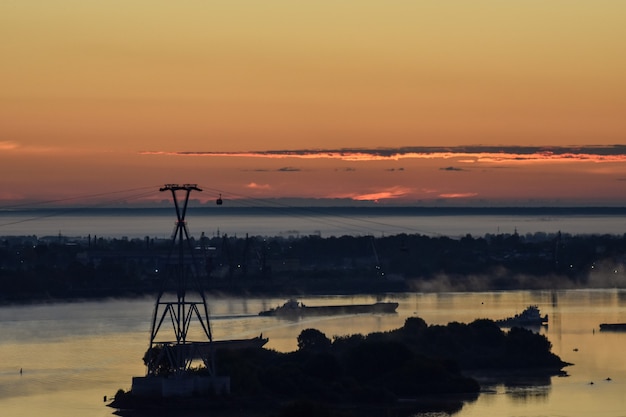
(110, 316, 569, 417)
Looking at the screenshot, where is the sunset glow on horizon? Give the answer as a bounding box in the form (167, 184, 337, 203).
(2, 2, 626, 206)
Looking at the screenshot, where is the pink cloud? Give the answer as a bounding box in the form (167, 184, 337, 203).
(333, 186, 413, 202)
(0, 141, 19, 151)
(246, 182, 271, 190)
(0, 140, 86, 154)
(439, 193, 479, 198)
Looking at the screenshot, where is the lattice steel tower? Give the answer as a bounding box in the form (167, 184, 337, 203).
(145, 184, 215, 376)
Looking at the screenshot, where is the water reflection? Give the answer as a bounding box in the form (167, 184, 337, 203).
(468, 372, 554, 406)
(4, 290, 626, 417)
(505, 384, 550, 403)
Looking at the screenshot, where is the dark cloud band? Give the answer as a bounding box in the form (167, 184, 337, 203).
(140, 145, 626, 162)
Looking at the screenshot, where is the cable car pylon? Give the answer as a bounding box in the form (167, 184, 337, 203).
(139, 184, 222, 387)
(129, 184, 266, 399)
(144, 184, 215, 377)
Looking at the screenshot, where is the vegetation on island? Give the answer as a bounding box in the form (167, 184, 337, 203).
(2, 230, 626, 302)
(112, 317, 568, 416)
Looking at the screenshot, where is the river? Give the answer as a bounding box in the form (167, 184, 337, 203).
(1, 290, 626, 416)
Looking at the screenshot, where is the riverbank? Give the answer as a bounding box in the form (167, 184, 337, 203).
(4, 230, 626, 305)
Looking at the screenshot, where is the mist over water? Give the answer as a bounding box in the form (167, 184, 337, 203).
(2, 207, 626, 238)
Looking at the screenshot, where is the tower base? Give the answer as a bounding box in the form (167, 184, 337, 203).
(131, 375, 231, 398)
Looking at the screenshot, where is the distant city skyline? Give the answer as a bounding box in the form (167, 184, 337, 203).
(2, 2, 626, 206)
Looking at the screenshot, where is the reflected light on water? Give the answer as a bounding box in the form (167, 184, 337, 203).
(3, 290, 626, 416)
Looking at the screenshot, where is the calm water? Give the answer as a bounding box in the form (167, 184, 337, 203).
(2, 207, 626, 238)
(2, 290, 626, 417)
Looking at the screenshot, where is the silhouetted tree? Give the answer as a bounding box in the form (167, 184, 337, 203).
(298, 328, 331, 352)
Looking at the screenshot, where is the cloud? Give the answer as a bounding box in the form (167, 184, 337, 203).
(243, 167, 301, 172)
(139, 145, 626, 164)
(0, 140, 100, 154)
(439, 192, 479, 198)
(246, 182, 271, 190)
(0, 141, 19, 151)
(352, 192, 402, 201)
(332, 186, 413, 202)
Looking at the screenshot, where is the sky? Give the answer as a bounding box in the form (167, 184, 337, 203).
(2, 1, 626, 207)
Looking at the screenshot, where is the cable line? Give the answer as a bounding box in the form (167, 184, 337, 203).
(0, 187, 161, 230)
(0, 185, 160, 210)
(198, 185, 443, 237)
(0, 184, 444, 238)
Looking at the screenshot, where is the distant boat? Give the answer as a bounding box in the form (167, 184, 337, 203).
(599, 323, 626, 332)
(259, 299, 399, 317)
(496, 305, 548, 327)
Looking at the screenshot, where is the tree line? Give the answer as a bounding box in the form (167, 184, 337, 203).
(2, 230, 626, 301)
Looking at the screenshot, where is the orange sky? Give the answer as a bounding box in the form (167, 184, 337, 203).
(2, 2, 626, 206)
